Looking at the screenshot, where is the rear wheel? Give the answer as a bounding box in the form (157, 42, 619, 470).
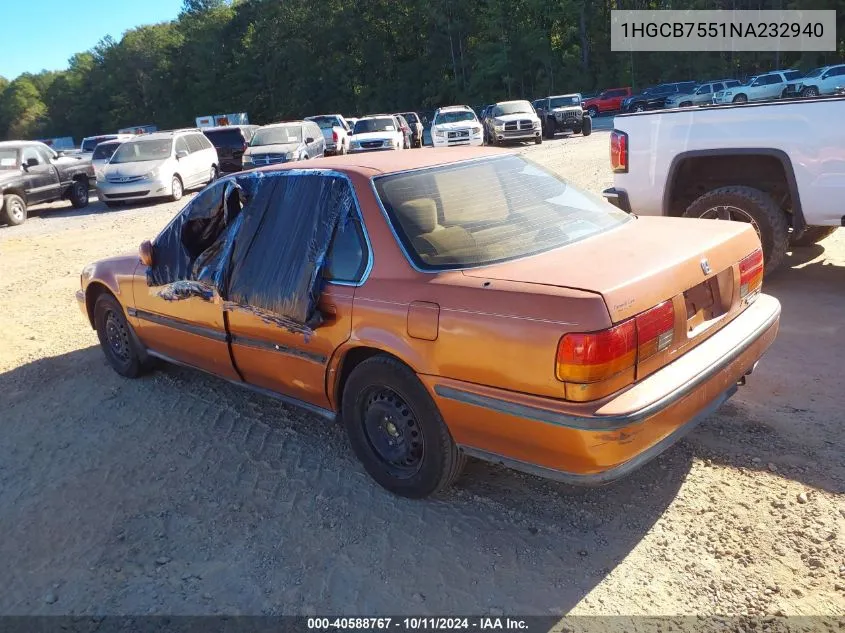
(684, 186, 789, 275)
(342, 356, 465, 498)
(69, 179, 90, 208)
(94, 293, 151, 378)
(789, 225, 837, 247)
(582, 116, 592, 136)
(170, 175, 183, 202)
(1, 193, 27, 226)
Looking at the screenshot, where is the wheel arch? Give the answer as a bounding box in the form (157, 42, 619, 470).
(662, 148, 805, 233)
(329, 344, 424, 411)
(84, 281, 118, 328)
(2, 187, 28, 204)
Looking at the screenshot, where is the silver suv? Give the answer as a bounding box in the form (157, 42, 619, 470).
(664, 79, 743, 108)
(96, 129, 219, 207)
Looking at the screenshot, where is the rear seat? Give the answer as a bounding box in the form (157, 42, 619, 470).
(398, 198, 478, 262)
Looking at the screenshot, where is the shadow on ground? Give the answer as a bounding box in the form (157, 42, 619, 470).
(1, 345, 690, 615)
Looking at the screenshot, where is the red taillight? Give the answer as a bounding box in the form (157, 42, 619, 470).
(332, 130, 339, 143)
(610, 130, 628, 173)
(636, 300, 675, 361)
(556, 301, 677, 400)
(556, 321, 636, 383)
(739, 248, 764, 300)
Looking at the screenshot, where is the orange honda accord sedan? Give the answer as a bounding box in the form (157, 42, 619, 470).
(76, 147, 780, 498)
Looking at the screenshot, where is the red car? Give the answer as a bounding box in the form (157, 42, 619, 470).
(583, 87, 632, 118)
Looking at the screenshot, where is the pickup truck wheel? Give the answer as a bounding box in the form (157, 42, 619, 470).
(2, 193, 27, 226)
(732, 94, 748, 103)
(789, 225, 837, 247)
(587, 106, 599, 118)
(342, 355, 465, 498)
(94, 293, 150, 378)
(534, 135, 542, 145)
(582, 116, 592, 136)
(69, 179, 90, 208)
(684, 186, 789, 275)
(170, 176, 183, 202)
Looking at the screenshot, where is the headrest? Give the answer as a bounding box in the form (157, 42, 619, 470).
(398, 198, 438, 235)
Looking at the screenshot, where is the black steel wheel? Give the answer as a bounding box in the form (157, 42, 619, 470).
(94, 293, 151, 378)
(342, 355, 465, 498)
(69, 179, 90, 208)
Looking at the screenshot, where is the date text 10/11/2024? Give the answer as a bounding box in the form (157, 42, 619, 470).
(307, 617, 530, 630)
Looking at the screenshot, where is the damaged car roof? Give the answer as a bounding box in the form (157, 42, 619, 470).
(251, 146, 509, 176)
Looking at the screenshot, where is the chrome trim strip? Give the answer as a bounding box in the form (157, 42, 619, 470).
(146, 349, 335, 421)
(133, 308, 229, 343)
(458, 387, 733, 486)
(436, 299, 779, 431)
(229, 333, 327, 364)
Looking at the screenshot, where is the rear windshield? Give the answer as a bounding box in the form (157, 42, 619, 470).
(401, 112, 419, 124)
(203, 128, 246, 148)
(374, 155, 629, 270)
(111, 139, 172, 163)
(82, 136, 116, 152)
(308, 116, 339, 130)
(92, 142, 120, 160)
(251, 126, 302, 146)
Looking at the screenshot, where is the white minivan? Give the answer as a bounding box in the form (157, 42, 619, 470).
(96, 129, 219, 207)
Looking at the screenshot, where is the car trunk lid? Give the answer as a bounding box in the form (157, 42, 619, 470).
(462, 216, 762, 376)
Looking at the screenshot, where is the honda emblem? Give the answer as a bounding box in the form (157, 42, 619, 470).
(700, 258, 712, 275)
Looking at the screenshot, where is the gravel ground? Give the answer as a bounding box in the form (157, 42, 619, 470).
(0, 131, 843, 617)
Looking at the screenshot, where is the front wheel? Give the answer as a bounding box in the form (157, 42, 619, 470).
(69, 179, 90, 208)
(94, 293, 151, 378)
(587, 106, 598, 118)
(684, 186, 789, 275)
(170, 175, 183, 202)
(208, 165, 218, 184)
(789, 225, 837, 247)
(802, 86, 819, 97)
(2, 193, 27, 226)
(342, 356, 465, 498)
(581, 116, 592, 136)
(633, 103, 646, 112)
(732, 94, 748, 103)
(534, 135, 542, 145)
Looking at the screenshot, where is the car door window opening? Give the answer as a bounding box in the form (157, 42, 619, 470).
(147, 171, 357, 335)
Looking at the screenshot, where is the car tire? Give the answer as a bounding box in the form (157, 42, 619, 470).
(684, 186, 789, 275)
(680, 101, 693, 108)
(69, 178, 90, 209)
(342, 355, 466, 498)
(587, 106, 598, 118)
(802, 86, 819, 97)
(633, 103, 646, 112)
(582, 116, 592, 136)
(170, 175, 183, 202)
(543, 122, 555, 139)
(732, 94, 748, 103)
(534, 135, 542, 145)
(789, 225, 837, 247)
(94, 292, 152, 379)
(2, 193, 27, 226)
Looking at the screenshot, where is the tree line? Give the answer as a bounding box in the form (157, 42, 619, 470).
(1, 0, 843, 142)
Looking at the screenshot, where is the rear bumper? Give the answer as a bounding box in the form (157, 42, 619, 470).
(602, 187, 632, 214)
(426, 294, 780, 485)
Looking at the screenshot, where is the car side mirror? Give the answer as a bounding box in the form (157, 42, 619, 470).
(139, 240, 155, 267)
(176, 150, 188, 159)
(305, 137, 315, 144)
(24, 157, 38, 168)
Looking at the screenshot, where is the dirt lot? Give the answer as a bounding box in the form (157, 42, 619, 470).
(1, 132, 843, 617)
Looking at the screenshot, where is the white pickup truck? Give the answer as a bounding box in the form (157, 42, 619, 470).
(603, 96, 844, 273)
(304, 114, 352, 155)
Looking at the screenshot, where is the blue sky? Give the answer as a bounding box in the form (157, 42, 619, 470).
(0, 0, 184, 80)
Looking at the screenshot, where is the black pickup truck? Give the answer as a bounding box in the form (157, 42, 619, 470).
(0, 140, 92, 226)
